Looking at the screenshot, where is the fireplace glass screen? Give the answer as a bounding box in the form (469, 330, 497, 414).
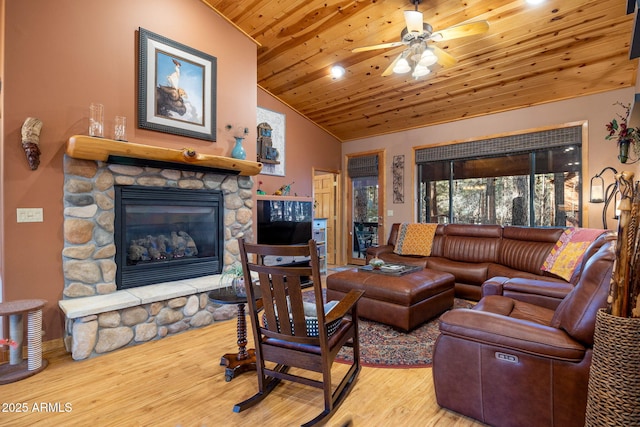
(115, 186, 223, 289)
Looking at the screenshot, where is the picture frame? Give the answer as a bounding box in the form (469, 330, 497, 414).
(138, 27, 217, 141)
(257, 107, 286, 176)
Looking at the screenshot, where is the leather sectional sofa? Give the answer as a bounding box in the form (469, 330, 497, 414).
(367, 223, 617, 426)
(432, 232, 616, 427)
(366, 223, 615, 304)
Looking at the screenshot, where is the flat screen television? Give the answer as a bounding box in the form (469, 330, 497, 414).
(257, 199, 312, 245)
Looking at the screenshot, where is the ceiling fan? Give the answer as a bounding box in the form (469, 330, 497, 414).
(352, 0, 489, 79)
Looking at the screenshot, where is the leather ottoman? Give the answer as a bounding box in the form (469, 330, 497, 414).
(326, 268, 455, 331)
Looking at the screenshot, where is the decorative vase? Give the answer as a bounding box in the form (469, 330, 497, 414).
(232, 277, 246, 297)
(369, 257, 385, 270)
(231, 137, 246, 160)
(584, 309, 640, 426)
(618, 139, 630, 163)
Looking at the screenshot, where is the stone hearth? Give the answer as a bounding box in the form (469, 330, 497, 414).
(59, 156, 254, 360)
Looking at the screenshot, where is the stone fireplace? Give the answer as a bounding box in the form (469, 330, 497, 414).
(58, 139, 259, 360)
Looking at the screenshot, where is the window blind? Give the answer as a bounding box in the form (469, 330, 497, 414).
(415, 126, 582, 163)
(348, 155, 379, 178)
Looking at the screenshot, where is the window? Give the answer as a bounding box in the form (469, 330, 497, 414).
(417, 126, 582, 227)
(348, 154, 382, 262)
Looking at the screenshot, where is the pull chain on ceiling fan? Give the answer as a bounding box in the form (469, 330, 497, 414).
(352, 0, 489, 79)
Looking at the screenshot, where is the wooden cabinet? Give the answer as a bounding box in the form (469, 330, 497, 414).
(313, 218, 328, 274)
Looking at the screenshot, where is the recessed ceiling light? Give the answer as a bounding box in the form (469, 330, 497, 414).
(526, 0, 545, 5)
(330, 65, 345, 79)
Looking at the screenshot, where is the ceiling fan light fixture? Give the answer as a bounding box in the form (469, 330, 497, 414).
(354, 1, 489, 79)
(404, 10, 424, 34)
(409, 41, 426, 61)
(412, 64, 431, 78)
(418, 48, 438, 67)
(393, 57, 412, 74)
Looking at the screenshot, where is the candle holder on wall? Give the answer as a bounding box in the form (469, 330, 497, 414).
(589, 166, 619, 228)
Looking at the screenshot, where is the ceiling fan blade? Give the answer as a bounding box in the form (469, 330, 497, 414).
(382, 53, 403, 77)
(430, 20, 489, 42)
(432, 45, 457, 68)
(352, 41, 404, 53)
(404, 10, 424, 34)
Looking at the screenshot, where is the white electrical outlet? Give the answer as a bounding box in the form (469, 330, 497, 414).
(17, 208, 44, 223)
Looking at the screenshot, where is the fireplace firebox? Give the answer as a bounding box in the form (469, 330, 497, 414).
(114, 186, 224, 289)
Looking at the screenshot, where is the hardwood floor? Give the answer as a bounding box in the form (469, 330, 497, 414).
(1, 315, 484, 427)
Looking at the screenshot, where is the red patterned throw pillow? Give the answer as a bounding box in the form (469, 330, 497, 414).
(393, 223, 438, 256)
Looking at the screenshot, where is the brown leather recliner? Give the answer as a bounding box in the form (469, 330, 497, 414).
(432, 239, 615, 427)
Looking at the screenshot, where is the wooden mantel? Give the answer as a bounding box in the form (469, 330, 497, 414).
(66, 135, 262, 176)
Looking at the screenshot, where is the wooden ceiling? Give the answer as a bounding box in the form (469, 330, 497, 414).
(202, 0, 638, 142)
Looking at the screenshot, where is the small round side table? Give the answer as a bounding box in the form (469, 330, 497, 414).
(0, 299, 48, 384)
(209, 287, 260, 382)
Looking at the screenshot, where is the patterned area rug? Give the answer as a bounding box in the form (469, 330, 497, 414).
(304, 291, 473, 368)
(339, 298, 474, 368)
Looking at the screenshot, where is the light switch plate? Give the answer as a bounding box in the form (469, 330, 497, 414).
(17, 208, 43, 223)
(387, 210, 394, 216)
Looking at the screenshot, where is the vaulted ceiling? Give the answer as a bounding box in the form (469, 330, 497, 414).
(202, 0, 638, 142)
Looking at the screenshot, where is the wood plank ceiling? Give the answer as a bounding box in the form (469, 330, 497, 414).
(202, 0, 638, 142)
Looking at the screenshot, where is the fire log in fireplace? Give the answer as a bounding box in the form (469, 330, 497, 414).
(114, 185, 224, 289)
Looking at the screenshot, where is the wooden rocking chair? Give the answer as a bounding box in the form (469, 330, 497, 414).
(235, 238, 364, 426)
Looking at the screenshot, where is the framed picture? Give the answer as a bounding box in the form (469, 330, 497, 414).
(257, 107, 285, 176)
(138, 27, 217, 141)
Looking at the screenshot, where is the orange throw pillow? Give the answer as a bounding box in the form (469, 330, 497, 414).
(541, 227, 605, 282)
(393, 223, 438, 256)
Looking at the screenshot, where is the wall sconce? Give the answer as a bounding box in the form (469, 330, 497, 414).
(589, 166, 618, 228)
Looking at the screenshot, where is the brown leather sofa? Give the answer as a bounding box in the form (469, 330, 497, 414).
(366, 223, 614, 303)
(431, 237, 615, 427)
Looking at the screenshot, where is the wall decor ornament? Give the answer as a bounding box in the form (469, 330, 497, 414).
(257, 107, 285, 176)
(21, 117, 43, 170)
(138, 28, 217, 141)
(605, 102, 640, 164)
(393, 154, 405, 203)
(257, 122, 280, 165)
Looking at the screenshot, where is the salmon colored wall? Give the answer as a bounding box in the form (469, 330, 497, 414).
(342, 87, 640, 244)
(256, 88, 342, 196)
(0, 0, 5, 308)
(1, 0, 258, 340)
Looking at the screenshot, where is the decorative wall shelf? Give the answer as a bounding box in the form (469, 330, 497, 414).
(66, 135, 262, 176)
